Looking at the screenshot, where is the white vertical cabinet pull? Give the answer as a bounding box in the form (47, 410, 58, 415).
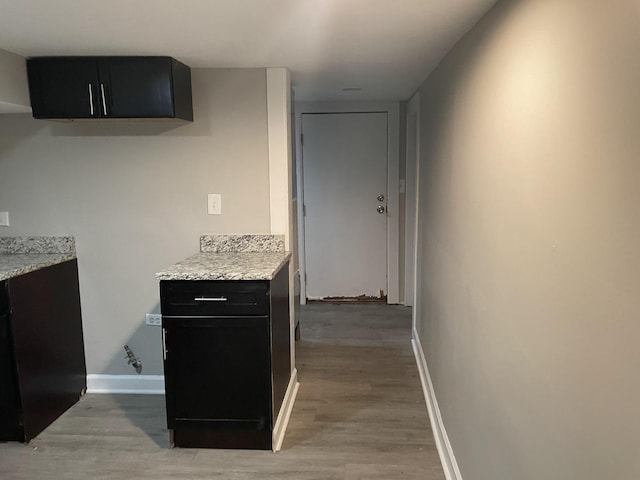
(162, 328, 168, 360)
(100, 83, 108, 116)
(88, 84, 94, 116)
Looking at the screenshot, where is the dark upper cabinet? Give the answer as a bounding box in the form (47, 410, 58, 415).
(27, 56, 193, 121)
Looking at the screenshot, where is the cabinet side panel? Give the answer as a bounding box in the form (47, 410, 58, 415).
(270, 261, 291, 423)
(8, 260, 87, 441)
(0, 281, 22, 441)
(171, 58, 193, 121)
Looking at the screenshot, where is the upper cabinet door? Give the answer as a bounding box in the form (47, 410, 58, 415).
(98, 57, 174, 118)
(27, 58, 100, 119)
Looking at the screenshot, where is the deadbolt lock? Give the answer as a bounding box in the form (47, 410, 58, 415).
(377, 205, 386, 214)
(377, 194, 385, 202)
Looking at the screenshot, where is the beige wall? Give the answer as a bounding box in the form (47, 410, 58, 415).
(415, 0, 640, 478)
(0, 68, 271, 375)
(0, 48, 30, 112)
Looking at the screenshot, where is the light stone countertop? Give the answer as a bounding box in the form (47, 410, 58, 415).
(0, 253, 77, 282)
(156, 251, 291, 281)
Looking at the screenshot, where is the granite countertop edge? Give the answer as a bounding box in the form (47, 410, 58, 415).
(155, 251, 291, 282)
(0, 253, 77, 282)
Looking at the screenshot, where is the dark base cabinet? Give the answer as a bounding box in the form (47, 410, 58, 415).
(0, 260, 87, 443)
(161, 261, 291, 450)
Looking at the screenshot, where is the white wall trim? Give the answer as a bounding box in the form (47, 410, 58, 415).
(272, 368, 300, 452)
(412, 330, 463, 480)
(404, 93, 420, 307)
(86, 374, 165, 395)
(295, 100, 401, 304)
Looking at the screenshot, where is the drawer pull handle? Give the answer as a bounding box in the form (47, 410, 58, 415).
(194, 296, 228, 302)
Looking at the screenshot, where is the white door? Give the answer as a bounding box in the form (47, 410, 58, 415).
(302, 112, 388, 299)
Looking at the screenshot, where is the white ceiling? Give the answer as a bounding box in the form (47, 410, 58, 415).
(0, 0, 497, 101)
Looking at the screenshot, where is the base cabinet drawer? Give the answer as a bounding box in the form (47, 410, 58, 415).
(160, 280, 269, 316)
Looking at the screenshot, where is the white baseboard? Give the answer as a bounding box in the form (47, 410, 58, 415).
(86, 374, 165, 394)
(272, 368, 300, 452)
(412, 329, 463, 480)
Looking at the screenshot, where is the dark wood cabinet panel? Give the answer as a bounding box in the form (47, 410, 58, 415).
(160, 262, 291, 450)
(0, 297, 21, 441)
(164, 316, 271, 429)
(27, 58, 99, 118)
(27, 56, 193, 121)
(98, 57, 173, 118)
(269, 264, 291, 421)
(0, 260, 86, 443)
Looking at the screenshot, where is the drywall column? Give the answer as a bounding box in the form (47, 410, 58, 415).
(266, 68, 292, 249)
(0, 48, 30, 113)
(266, 67, 296, 371)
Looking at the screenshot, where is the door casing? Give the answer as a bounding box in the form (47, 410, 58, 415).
(294, 101, 401, 305)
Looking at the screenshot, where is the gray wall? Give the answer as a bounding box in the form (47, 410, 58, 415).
(415, 0, 640, 478)
(0, 68, 271, 375)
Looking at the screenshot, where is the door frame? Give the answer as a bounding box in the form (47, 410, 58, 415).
(404, 93, 420, 307)
(295, 101, 401, 304)
(405, 92, 422, 333)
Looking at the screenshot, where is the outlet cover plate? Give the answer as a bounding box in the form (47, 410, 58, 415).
(0, 212, 9, 227)
(145, 314, 162, 326)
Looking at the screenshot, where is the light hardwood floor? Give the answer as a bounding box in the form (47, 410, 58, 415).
(0, 304, 445, 479)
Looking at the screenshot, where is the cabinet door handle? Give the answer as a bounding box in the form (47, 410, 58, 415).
(194, 296, 228, 302)
(100, 83, 108, 116)
(88, 84, 95, 116)
(162, 328, 168, 360)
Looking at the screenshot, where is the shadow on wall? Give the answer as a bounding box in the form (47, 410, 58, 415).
(99, 302, 168, 448)
(111, 394, 169, 448)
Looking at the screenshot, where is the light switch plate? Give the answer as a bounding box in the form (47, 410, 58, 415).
(0, 212, 9, 227)
(207, 194, 222, 215)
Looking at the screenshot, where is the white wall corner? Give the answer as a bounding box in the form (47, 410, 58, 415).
(266, 67, 297, 373)
(86, 374, 165, 394)
(411, 330, 463, 480)
(0, 48, 31, 110)
(266, 67, 292, 250)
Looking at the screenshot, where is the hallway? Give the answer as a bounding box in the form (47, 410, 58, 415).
(0, 305, 444, 479)
(285, 304, 445, 478)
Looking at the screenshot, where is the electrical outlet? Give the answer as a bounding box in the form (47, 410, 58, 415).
(0, 212, 9, 227)
(145, 314, 162, 326)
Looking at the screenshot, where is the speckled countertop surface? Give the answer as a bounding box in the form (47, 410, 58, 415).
(0, 253, 77, 282)
(0, 236, 77, 281)
(156, 235, 290, 281)
(156, 251, 290, 281)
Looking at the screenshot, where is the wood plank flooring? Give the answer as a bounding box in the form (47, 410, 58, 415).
(0, 304, 445, 479)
